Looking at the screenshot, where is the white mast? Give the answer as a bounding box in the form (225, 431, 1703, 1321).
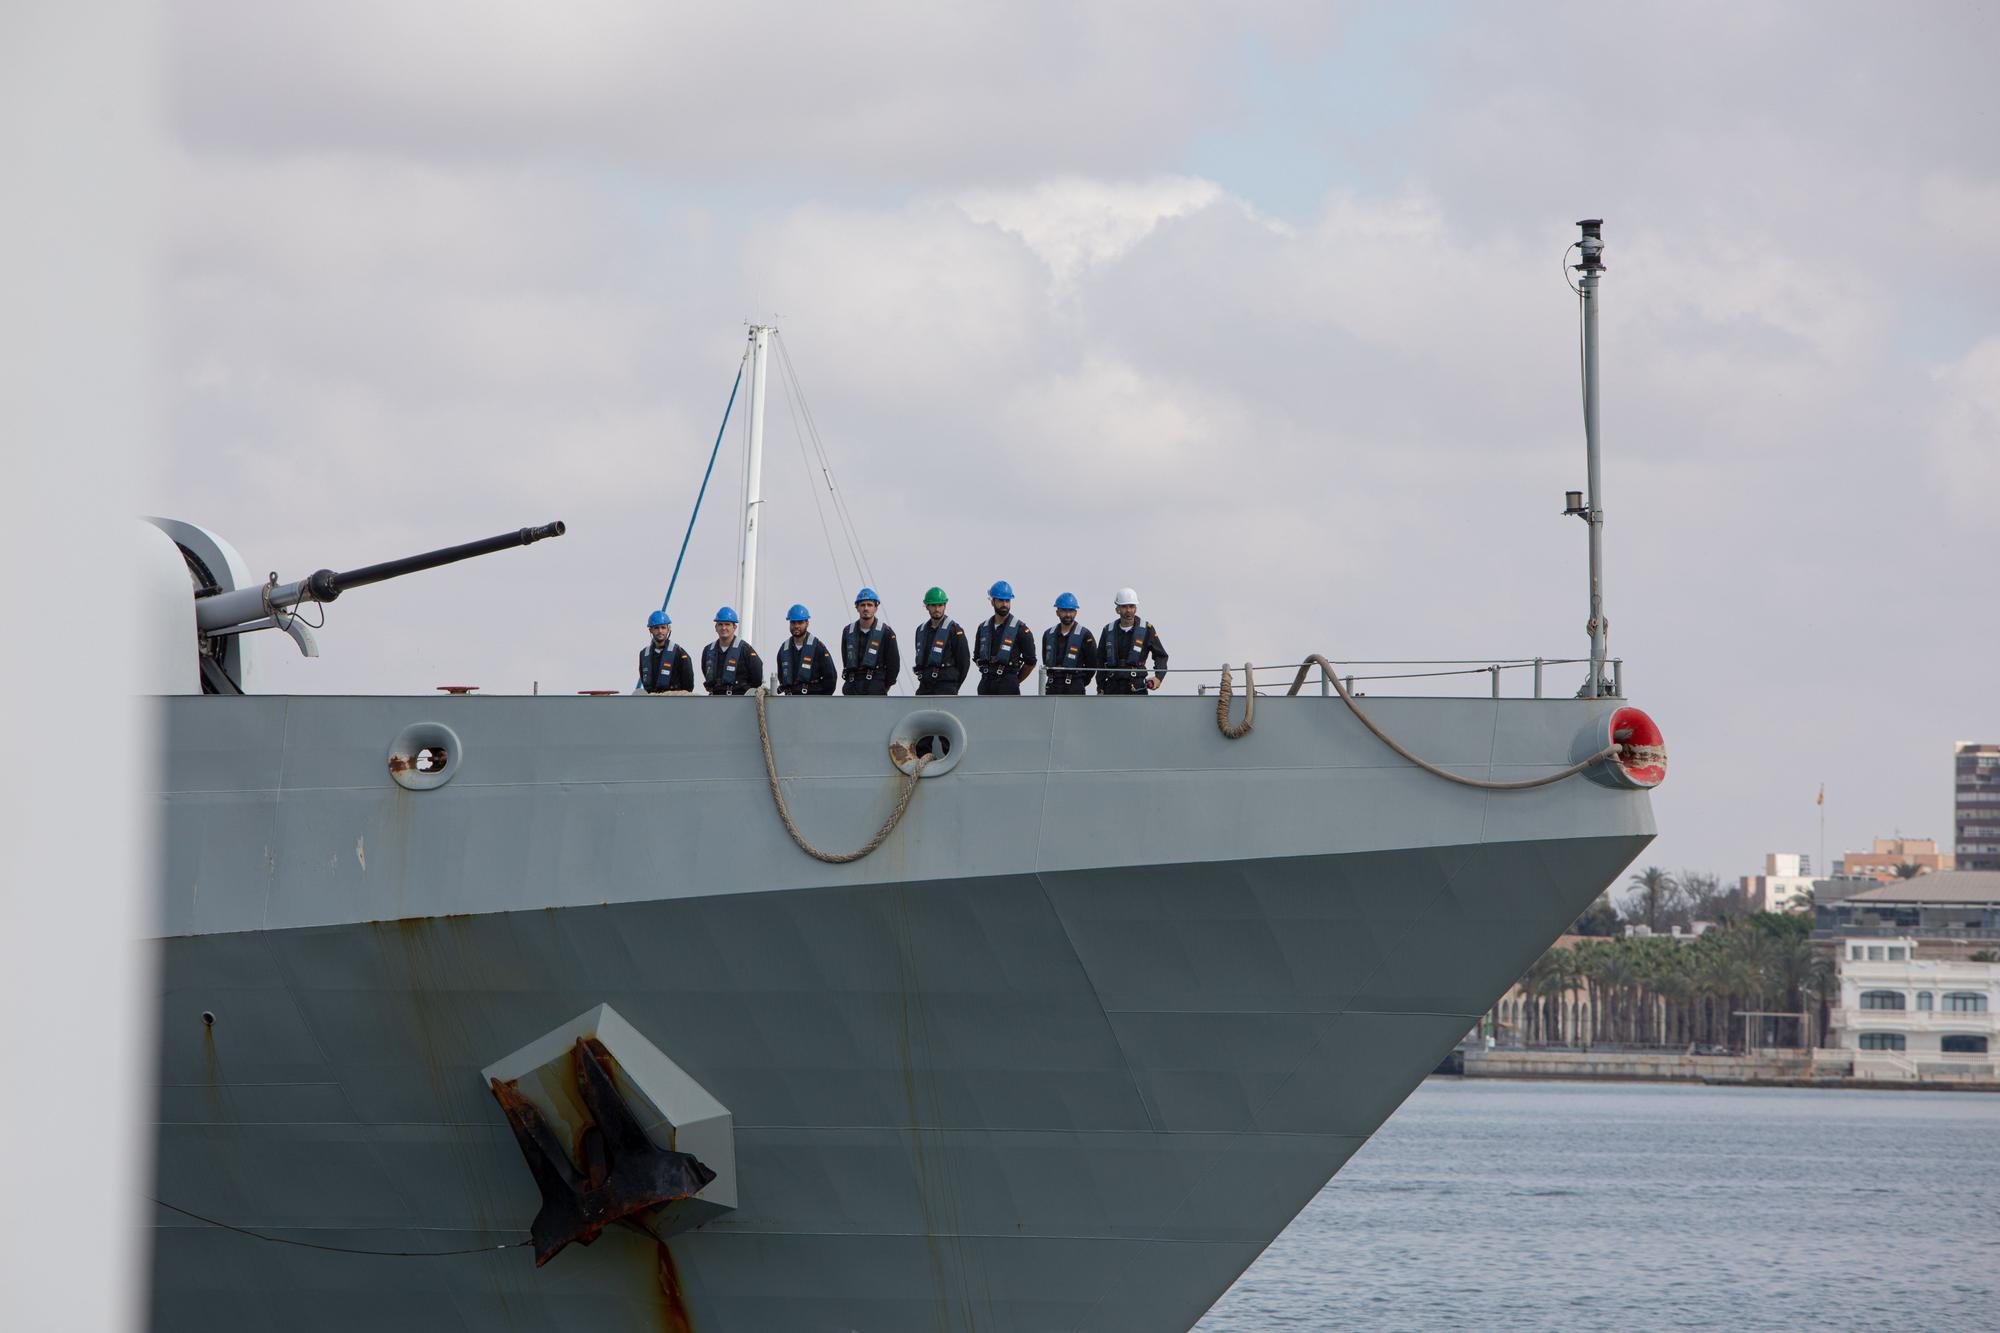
(738, 324, 771, 647)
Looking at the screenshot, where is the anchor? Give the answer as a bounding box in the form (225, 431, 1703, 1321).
(490, 1036, 717, 1266)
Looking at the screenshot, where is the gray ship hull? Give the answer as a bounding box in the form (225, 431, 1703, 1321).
(150, 692, 1653, 1331)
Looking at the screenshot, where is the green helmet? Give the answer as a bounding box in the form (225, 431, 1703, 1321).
(923, 586, 948, 606)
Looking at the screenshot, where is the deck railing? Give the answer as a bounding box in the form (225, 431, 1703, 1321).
(1041, 655, 1625, 699)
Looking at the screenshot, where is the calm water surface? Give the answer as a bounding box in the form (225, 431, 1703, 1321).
(1197, 1079, 2000, 1333)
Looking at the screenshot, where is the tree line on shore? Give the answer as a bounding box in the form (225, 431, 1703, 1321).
(1502, 867, 1835, 1051)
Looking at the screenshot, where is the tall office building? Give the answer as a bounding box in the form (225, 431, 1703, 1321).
(1957, 742, 2000, 872)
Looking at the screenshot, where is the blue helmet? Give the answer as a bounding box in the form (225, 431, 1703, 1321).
(988, 580, 1014, 600)
(713, 606, 740, 624)
(647, 610, 671, 628)
(786, 603, 811, 623)
(1052, 592, 1079, 611)
(854, 586, 880, 605)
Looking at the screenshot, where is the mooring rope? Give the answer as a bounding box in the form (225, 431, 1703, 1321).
(755, 687, 931, 862)
(1272, 653, 1619, 790)
(1215, 662, 1255, 739)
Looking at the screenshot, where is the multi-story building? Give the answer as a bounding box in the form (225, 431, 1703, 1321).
(1739, 852, 1815, 912)
(1826, 939, 1998, 1071)
(1808, 875, 1880, 909)
(1841, 836, 1953, 882)
(1958, 742, 2000, 873)
(1814, 870, 2000, 947)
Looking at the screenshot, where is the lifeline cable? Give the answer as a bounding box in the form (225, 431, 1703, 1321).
(150, 1197, 530, 1258)
(754, 687, 929, 862)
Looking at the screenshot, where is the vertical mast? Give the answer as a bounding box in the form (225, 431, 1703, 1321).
(739, 324, 771, 647)
(1575, 220, 1608, 697)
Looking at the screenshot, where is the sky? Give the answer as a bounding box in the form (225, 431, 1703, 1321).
(152, 0, 1999, 882)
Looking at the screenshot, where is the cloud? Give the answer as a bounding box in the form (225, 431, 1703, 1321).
(1921, 174, 2000, 252)
(750, 200, 1053, 407)
(956, 176, 1229, 292)
(1930, 338, 2000, 513)
(169, 1, 1327, 182)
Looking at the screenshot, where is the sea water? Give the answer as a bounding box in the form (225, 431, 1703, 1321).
(1197, 1079, 2000, 1332)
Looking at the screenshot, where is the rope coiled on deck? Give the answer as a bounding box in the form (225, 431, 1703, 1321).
(1220, 653, 1619, 789)
(755, 687, 930, 862)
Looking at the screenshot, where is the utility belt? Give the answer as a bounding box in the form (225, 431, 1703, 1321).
(843, 666, 881, 681)
(921, 665, 960, 682)
(976, 659, 1018, 675)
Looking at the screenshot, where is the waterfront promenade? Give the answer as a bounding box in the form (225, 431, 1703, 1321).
(1459, 1046, 2000, 1091)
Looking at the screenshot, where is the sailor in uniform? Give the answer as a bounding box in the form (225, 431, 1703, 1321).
(636, 609, 694, 694)
(1040, 592, 1096, 695)
(773, 604, 837, 696)
(839, 587, 900, 696)
(911, 586, 969, 696)
(973, 580, 1037, 695)
(1096, 587, 1168, 695)
(701, 606, 763, 695)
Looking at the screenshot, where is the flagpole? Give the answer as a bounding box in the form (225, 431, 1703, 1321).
(1818, 784, 1826, 879)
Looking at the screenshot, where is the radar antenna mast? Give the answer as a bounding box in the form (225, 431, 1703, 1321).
(1571, 219, 1610, 697)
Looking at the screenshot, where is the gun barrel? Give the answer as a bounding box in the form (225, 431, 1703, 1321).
(193, 521, 566, 633)
(329, 521, 566, 594)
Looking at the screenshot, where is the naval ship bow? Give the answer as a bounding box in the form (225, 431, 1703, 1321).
(146, 219, 1663, 1332)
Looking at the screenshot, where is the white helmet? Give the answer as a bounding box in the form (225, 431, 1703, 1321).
(1114, 587, 1139, 607)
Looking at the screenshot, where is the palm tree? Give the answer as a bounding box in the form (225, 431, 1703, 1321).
(1515, 955, 1550, 1045)
(1645, 946, 1695, 1047)
(1894, 862, 1922, 879)
(1689, 943, 1735, 1049)
(1525, 951, 1577, 1046)
(1544, 950, 1582, 1047)
(1715, 925, 1776, 1050)
(1625, 866, 1679, 932)
(1591, 945, 1638, 1045)
(1767, 933, 1831, 1048)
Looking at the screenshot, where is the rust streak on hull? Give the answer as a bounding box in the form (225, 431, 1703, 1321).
(655, 1242, 694, 1333)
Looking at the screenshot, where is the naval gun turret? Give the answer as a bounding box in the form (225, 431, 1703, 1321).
(144, 517, 565, 694)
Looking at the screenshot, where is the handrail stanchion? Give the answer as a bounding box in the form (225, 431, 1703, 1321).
(1613, 658, 1623, 698)
(1490, 665, 1500, 699)
(1534, 657, 1543, 699)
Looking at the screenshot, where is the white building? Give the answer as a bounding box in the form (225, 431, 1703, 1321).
(1741, 852, 1815, 913)
(1827, 939, 1999, 1072)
